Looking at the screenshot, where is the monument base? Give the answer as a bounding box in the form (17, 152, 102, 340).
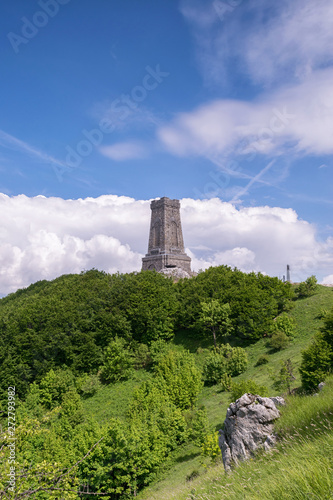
(142, 252, 191, 274)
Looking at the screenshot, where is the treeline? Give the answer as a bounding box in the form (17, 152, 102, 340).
(0, 266, 293, 398)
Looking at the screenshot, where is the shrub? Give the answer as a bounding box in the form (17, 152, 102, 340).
(38, 368, 75, 408)
(203, 344, 248, 385)
(268, 331, 289, 351)
(272, 313, 296, 338)
(255, 354, 269, 366)
(133, 343, 151, 369)
(201, 431, 221, 465)
(184, 406, 209, 446)
(154, 350, 203, 410)
(220, 373, 232, 392)
(203, 351, 227, 385)
(300, 332, 332, 391)
(99, 337, 134, 384)
(230, 379, 268, 401)
(77, 374, 102, 398)
(273, 359, 296, 395)
(295, 275, 318, 298)
(226, 346, 248, 376)
(186, 470, 200, 482)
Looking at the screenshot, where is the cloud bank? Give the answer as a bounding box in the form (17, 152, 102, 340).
(0, 194, 331, 296)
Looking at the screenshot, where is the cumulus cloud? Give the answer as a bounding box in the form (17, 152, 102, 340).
(0, 194, 332, 296)
(158, 69, 333, 159)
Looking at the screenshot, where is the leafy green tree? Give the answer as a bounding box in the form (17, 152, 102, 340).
(154, 350, 203, 410)
(99, 337, 134, 384)
(199, 299, 233, 347)
(300, 332, 332, 391)
(274, 359, 296, 394)
(176, 266, 293, 342)
(203, 344, 248, 385)
(38, 368, 75, 408)
(272, 313, 296, 338)
(295, 275, 318, 298)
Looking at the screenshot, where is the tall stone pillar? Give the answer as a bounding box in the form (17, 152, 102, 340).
(142, 197, 191, 274)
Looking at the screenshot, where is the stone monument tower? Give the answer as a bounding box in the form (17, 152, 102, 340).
(142, 197, 191, 274)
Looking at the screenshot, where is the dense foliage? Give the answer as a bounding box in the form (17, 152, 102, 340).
(0, 266, 297, 498)
(300, 307, 333, 391)
(203, 344, 248, 385)
(177, 266, 293, 342)
(0, 267, 292, 399)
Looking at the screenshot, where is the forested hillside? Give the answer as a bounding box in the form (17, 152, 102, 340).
(0, 267, 332, 499)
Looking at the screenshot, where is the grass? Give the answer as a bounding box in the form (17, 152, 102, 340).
(136, 286, 333, 498)
(82, 370, 150, 424)
(137, 378, 333, 500)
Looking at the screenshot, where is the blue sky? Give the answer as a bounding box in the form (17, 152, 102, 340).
(0, 0, 332, 294)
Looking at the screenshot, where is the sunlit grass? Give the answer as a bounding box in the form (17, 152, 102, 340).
(138, 379, 333, 500)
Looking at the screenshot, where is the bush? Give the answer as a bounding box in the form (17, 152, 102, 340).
(154, 350, 203, 410)
(300, 332, 332, 391)
(295, 275, 318, 298)
(220, 373, 232, 392)
(273, 359, 296, 395)
(230, 379, 268, 401)
(268, 331, 289, 351)
(203, 351, 227, 385)
(226, 346, 248, 376)
(203, 344, 248, 385)
(201, 431, 221, 465)
(77, 374, 102, 398)
(255, 354, 269, 366)
(132, 343, 151, 369)
(38, 368, 75, 408)
(184, 406, 209, 446)
(272, 313, 296, 338)
(99, 337, 134, 384)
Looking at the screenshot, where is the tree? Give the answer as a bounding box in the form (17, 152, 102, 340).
(300, 332, 332, 391)
(300, 307, 333, 391)
(295, 275, 318, 298)
(199, 299, 233, 347)
(99, 337, 134, 384)
(154, 350, 203, 410)
(274, 359, 296, 394)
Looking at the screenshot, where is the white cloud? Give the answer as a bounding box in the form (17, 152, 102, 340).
(180, 0, 333, 86)
(0, 129, 66, 170)
(99, 141, 148, 161)
(0, 194, 332, 295)
(322, 275, 333, 285)
(158, 68, 333, 159)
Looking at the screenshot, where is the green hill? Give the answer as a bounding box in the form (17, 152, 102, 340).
(0, 268, 332, 499)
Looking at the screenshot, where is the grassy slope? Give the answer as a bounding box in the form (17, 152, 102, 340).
(135, 285, 333, 499)
(137, 378, 333, 500)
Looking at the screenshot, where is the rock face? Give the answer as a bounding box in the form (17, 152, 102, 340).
(219, 393, 285, 471)
(159, 267, 191, 279)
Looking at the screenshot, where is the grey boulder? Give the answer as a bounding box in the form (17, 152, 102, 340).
(219, 393, 285, 471)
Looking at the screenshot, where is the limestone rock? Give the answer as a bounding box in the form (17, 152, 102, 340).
(218, 393, 285, 471)
(159, 267, 191, 279)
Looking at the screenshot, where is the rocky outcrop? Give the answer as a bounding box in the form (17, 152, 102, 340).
(159, 267, 191, 279)
(219, 393, 285, 471)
